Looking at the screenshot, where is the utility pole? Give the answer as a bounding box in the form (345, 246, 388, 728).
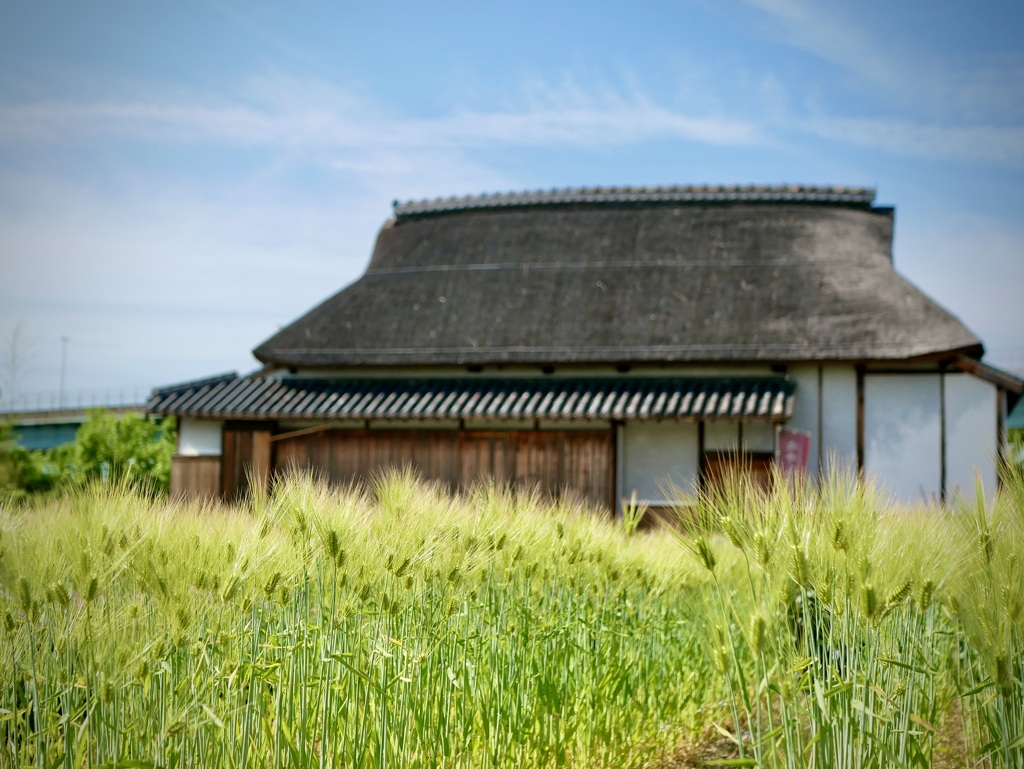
(59, 336, 69, 409)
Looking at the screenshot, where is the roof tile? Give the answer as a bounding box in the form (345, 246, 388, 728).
(150, 376, 796, 423)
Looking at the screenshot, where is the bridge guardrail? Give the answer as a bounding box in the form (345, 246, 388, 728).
(0, 388, 151, 417)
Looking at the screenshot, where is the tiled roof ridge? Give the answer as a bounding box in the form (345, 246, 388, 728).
(393, 184, 877, 217)
(151, 371, 238, 399)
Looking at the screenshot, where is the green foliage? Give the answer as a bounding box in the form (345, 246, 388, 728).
(1010, 429, 1024, 469)
(71, 409, 175, 490)
(0, 422, 57, 501)
(0, 471, 708, 768)
(675, 467, 1024, 768)
(2, 468, 1023, 767)
(0, 411, 175, 500)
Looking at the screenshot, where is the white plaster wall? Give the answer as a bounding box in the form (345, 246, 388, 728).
(620, 421, 700, 505)
(786, 366, 821, 477)
(178, 418, 223, 456)
(783, 365, 857, 477)
(744, 422, 777, 453)
(705, 422, 739, 450)
(821, 367, 858, 474)
(864, 375, 941, 503)
(704, 421, 774, 453)
(944, 374, 998, 500)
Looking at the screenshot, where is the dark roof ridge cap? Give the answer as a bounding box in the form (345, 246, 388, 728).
(393, 184, 878, 217)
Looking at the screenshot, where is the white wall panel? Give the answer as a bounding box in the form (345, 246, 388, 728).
(944, 374, 998, 500)
(705, 422, 739, 451)
(744, 422, 776, 453)
(821, 366, 858, 474)
(864, 375, 941, 503)
(178, 419, 223, 456)
(786, 366, 821, 477)
(620, 422, 699, 504)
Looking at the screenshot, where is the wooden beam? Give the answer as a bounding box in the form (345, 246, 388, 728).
(609, 422, 618, 518)
(856, 365, 865, 473)
(997, 388, 1007, 491)
(816, 366, 824, 478)
(270, 423, 333, 442)
(939, 371, 947, 505)
(953, 355, 1024, 394)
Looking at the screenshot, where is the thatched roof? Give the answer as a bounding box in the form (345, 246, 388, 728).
(254, 185, 983, 368)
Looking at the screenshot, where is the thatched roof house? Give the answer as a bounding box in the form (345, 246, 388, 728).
(151, 185, 1022, 510)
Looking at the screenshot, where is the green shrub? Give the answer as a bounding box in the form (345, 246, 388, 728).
(0, 411, 175, 500)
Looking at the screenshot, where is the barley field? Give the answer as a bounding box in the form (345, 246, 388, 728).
(0, 466, 1022, 768)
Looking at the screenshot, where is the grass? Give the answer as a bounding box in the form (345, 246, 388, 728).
(672, 463, 1024, 768)
(0, 464, 1022, 767)
(0, 471, 715, 768)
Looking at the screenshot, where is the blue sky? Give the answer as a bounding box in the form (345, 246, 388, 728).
(1, 0, 1023, 402)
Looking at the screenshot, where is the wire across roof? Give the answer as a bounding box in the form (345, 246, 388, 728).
(149, 376, 796, 422)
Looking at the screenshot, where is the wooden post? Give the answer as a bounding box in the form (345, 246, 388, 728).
(855, 365, 865, 473)
(251, 428, 272, 494)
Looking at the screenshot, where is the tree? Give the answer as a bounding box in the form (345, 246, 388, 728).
(0, 322, 33, 411)
(0, 422, 56, 501)
(71, 410, 176, 491)
(0, 410, 177, 500)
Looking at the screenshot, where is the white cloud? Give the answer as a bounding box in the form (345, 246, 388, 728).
(733, 0, 1024, 136)
(739, 0, 898, 90)
(2, 58, 1021, 394)
(805, 117, 1024, 165)
(0, 76, 762, 154)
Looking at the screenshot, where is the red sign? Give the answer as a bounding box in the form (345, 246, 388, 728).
(778, 429, 810, 475)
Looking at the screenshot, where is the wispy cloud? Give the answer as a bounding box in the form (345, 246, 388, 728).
(739, 0, 898, 90)
(805, 117, 1024, 165)
(737, 0, 1024, 118)
(0, 76, 761, 153)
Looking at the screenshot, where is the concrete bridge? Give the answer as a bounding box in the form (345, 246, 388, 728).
(2, 389, 149, 450)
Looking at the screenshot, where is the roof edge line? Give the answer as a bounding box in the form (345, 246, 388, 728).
(393, 184, 877, 217)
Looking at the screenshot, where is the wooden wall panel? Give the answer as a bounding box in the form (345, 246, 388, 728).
(170, 456, 221, 501)
(559, 431, 614, 510)
(459, 433, 515, 486)
(701, 451, 774, 494)
(270, 428, 614, 511)
(222, 423, 273, 501)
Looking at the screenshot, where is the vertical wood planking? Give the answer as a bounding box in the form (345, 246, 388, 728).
(170, 456, 221, 500)
(221, 427, 237, 499)
(270, 427, 615, 511)
(220, 422, 276, 501)
(251, 429, 272, 494)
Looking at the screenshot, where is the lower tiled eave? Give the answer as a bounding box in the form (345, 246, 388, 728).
(148, 375, 795, 422)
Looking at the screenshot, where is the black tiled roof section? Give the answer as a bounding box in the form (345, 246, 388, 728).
(150, 371, 238, 397)
(393, 185, 877, 218)
(149, 376, 796, 422)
